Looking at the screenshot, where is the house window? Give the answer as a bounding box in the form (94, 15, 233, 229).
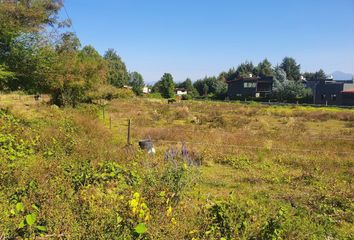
(244, 82, 256, 88)
(331, 94, 337, 101)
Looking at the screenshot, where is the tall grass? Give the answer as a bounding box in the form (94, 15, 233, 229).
(0, 98, 353, 239)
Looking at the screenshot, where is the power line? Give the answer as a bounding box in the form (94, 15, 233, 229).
(129, 126, 354, 142)
(62, 3, 77, 34)
(153, 139, 354, 156)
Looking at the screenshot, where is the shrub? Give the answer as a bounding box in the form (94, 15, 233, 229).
(0, 109, 37, 162)
(259, 208, 286, 240)
(144, 92, 163, 99)
(87, 85, 135, 101)
(162, 147, 200, 203)
(216, 154, 251, 169)
(181, 94, 193, 100)
(205, 111, 228, 128)
(174, 106, 190, 120)
(194, 196, 253, 240)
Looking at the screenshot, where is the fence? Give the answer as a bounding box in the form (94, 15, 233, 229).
(110, 116, 354, 156)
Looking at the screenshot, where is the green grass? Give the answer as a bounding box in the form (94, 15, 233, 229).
(0, 96, 353, 239)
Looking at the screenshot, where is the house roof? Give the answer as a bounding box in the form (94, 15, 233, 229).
(227, 76, 273, 83)
(306, 78, 333, 82)
(342, 89, 354, 93)
(306, 79, 353, 84)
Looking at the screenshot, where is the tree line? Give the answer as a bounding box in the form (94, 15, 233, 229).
(0, 0, 144, 107)
(152, 57, 327, 101)
(0, 0, 329, 104)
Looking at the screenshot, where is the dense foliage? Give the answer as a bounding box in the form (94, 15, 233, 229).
(104, 49, 129, 88)
(303, 69, 328, 81)
(153, 73, 175, 99)
(279, 57, 301, 81)
(273, 68, 311, 101)
(0, 1, 328, 104)
(129, 72, 145, 96)
(193, 76, 227, 100)
(0, 0, 139, 106)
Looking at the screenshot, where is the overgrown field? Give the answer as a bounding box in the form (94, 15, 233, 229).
(1, 97, 353, 239)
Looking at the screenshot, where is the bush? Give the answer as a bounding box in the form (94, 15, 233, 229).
(259, 208, 286, 240)
(181, 94, 193, 100)
(193, 196, 253, 240)
(87, 85, 135, 101)
(216, 154, 251, 169)
(144, 92, 163, 99)
(174, 106, 190, 120)
(51, 84, 86, 107)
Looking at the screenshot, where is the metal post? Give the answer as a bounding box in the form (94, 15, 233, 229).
(127, 119, 131, 145)
(313, 81, 318, 104)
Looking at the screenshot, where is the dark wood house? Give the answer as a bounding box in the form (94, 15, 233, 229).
(306, 79, 354, 106)
(341, 89, 354, 106)
(227, 75, 273, 100)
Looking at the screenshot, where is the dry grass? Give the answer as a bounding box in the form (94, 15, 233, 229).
(1, 96, 353, 239)
(103, 98, 354, 238)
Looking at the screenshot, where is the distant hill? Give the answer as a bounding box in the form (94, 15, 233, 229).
(331, 71, 354, 80)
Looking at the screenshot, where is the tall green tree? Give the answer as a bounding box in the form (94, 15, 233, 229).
(2, 33, 58, 91)
(236, 61, 256, 78)
(219, 68, 237, 82)
(49, 32, 83, 106)
(193, 76, 227, 99)
(78, 45, 107, 89)
(129, 71, 144, 96)
(273, 68, 310, 101)
(279, 57, 301, 81)
(193, 77, 215, 96)
(303, 69, 327, 81)
(50, 35, 108, 107)
(0, 0, 64, 92)
(56, 32, 81, 53)
(154, 73, 175, 98)
(0, 0, 63, 35)
(256, 59, 274, 78)
(104, 49, 128, 88)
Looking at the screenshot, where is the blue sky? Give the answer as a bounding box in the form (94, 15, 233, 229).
(60, 0, 354, 83)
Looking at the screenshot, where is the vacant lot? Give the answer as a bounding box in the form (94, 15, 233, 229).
(1, 97, 353, 239)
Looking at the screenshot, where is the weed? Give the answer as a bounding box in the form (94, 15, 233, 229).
(258, 208, 286, 240)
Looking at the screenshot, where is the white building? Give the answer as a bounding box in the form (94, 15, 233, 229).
(175, 88, 188, 96)
(142, 86, 151, 94)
